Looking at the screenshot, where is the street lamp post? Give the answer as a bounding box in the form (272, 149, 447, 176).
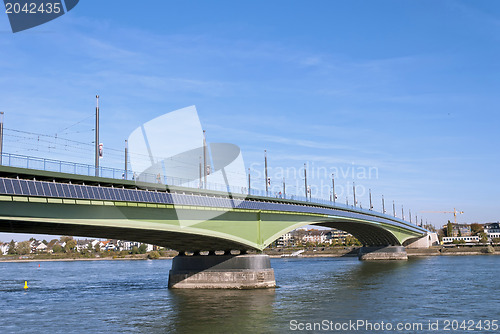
(353, 182, 356, 207)
(332, 174, 335, 203)
(382, 195, 385, 213)
(124, 139, 128, 180)
(304, 163, 308, 201)
(95, 95, 99, 177)
(282, 177, 285, 199)
(265, 150, 268, 196)
(203, 130, 208, 189)
(248, 167, 251, 195)
(369, 189, 373, 210)
(0, 111, 4, 165)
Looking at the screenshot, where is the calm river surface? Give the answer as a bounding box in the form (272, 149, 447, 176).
(1, 256, 499, 333)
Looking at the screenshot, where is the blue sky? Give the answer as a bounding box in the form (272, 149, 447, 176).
(1, 0, 499, 240)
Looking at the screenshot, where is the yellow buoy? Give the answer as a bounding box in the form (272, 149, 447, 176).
(24, 281, 28, 289)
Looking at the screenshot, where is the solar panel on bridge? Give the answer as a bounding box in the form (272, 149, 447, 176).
(139, 190, 147, 202)
(61, 183, 69, 198)
(33, 181, 44, 196)
(133, 189, 142, 202)
(55, 183, 63, 197)
(107, 188, 116, 200)
(27, 180, 36, 196)
(12, 179, 21, 195)
(99, 186, 107, 200)
(129, 189, 138, 202)
(76, 185, 85, 199)
(108, 187, 116, 200)
(121, 189, 129, 201)
(148, 191, 155, 203)
(136, 189, 145, 202)
(0, 178, 6, 194)
(145, 190, 154, 202)
(127, 189, 136, 202)
(197, 196, 206, 206)
(158, 192, 166, 203)
(113, 188, 123, 201)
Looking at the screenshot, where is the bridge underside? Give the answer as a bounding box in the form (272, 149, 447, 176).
(0, 219, 250, 251)
(315, 222, 400, 246)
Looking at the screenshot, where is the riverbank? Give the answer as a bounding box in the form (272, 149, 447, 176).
(1, 246, 499, 262)
(267, 246, 500, 258)
(0, 251, 179, 263)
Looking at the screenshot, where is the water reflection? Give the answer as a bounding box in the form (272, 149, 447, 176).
(152, 289, 276, 333)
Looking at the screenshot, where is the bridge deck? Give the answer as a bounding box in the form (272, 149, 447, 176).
(0, 164, 428, 250)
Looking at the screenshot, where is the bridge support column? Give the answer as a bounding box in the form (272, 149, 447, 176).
(358, 246, 408, 260)
(168, 253, 276, 289)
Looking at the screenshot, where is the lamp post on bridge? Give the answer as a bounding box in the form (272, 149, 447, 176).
(402, 205, 404, 220)
(124, 139, 128, 180)
(95, 95, 99, 177)
(304, 163, 308, 201)
(282, 177, 285, 199)
(265, 150, 268, 196)
(353, 182, 356, 207)
(0, 111, 4, 165)
(393, 200, 396, 217)
(369, 189, 373, 210)
(248, 167, 251, 195)
(203, 130, 208, 189)
(409, 209, 412, 223)
(332, 173, 335, 204)
(382, 195, 385, 213)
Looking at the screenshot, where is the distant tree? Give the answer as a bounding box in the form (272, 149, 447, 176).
(492, 238, 500, 244)
(478, 232, 488, 243)
(65, 239, 77, 253)
(60, 236, 73, 243)
(130, 246, 139, 254)
(470, 223, 483, 236)
(437, 229, 445, 241)
(457, 229, 462, 237)
(345, 235, 361, 246)
(446, 221, 453, 237)
(138, 244, 148, 254)
(7, 239, 16, 254)
(147, 251, 160, 259)
(52, 245, 63, 253)
(17, 241, 31, 255)
(42, 239, 48, 245)
(94, 243, 101, 253)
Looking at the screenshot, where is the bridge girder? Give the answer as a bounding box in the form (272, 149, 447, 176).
(0, 197, 426, 251)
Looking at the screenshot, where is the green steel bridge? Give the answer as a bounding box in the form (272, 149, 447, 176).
(0, 154, 429, 252)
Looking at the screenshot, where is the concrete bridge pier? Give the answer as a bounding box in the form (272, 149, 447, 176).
(358, 246, 408, 260)
(168, 252, 276, 289)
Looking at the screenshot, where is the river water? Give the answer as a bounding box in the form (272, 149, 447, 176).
(1, 255, 499, 333)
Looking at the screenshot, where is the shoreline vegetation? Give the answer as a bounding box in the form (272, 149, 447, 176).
(1, 245, 498, 263)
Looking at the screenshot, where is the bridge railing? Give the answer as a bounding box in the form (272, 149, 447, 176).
(0, 152, 424, 230)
